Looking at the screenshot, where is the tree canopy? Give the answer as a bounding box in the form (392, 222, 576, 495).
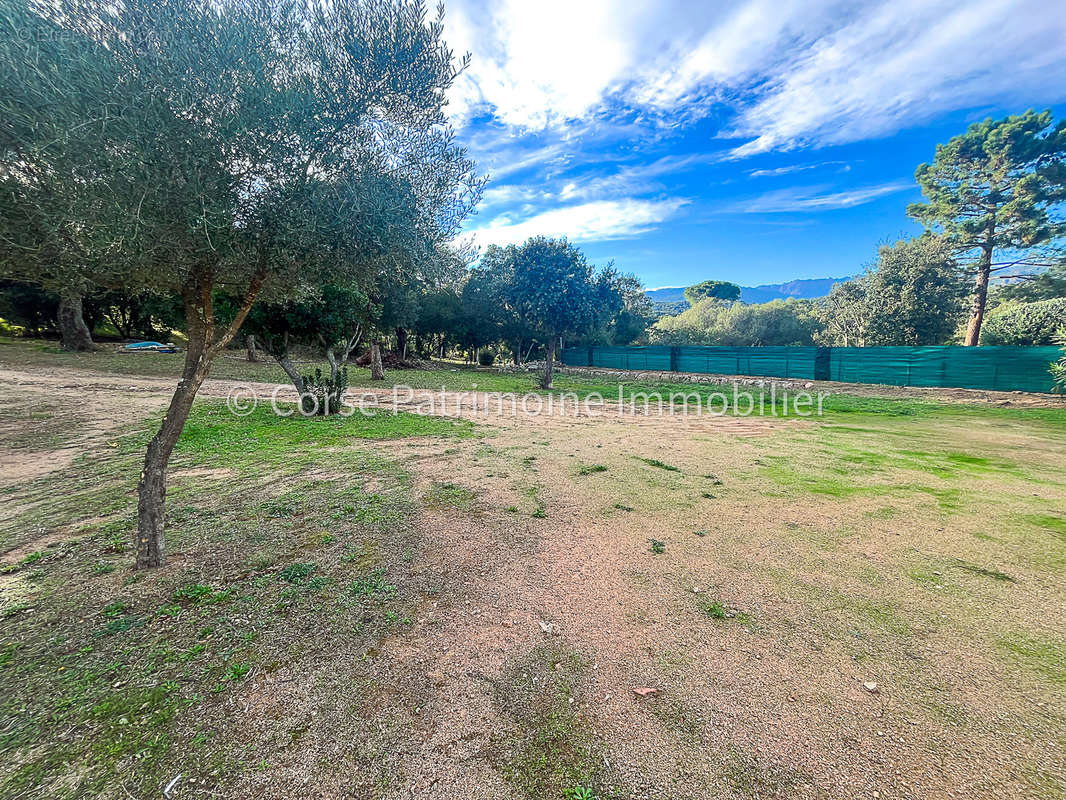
(815, 237, 967, 347)
(684, 280, 742, 305)
(504, 237, 621, 388)
(651, 297, 819, 346)
(0, 0, 481, 567)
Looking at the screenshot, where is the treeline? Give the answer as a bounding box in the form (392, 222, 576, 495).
(653, 110, 1066, 349)
(651, 241, 1066, 348)
(0, 235, 650, 378)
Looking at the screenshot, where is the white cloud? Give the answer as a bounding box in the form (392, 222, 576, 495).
(445, 0, 1066, 154)
(728, 181, 911, 213)
(479, 184, 552, 208)
(465, 198, 687, 246)
(748, 161, 849, 178)
(444, 0, 656, 129)
(722, 0, 1066, 155)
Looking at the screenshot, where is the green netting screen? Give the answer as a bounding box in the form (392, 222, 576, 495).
(561, 345, 1062, 394)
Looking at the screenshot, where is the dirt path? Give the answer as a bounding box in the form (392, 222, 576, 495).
(0, 365, 798, 488)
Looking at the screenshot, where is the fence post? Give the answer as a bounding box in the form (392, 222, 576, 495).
(670, 346, 680, 372)
(814, 347, 831, 381)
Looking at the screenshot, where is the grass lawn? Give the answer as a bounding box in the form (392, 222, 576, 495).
(0, 339, 1064, 799)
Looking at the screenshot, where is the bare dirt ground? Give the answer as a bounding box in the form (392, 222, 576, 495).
(1, 364, 1064, 800)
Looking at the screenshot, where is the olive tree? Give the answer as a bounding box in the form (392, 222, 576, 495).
(1, 0, 479, 567)
(506, 237, 620, 389)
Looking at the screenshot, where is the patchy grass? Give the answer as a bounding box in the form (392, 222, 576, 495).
(0, 394, 89, 452)
(0, 399, 478, 798)
(175, 403, 478, 470)
(577, 464, 609, 475)
(491, 643, 619, 799)
(633, 456, 681, 473)
(998, 634, 1066, 684)
(1019, 513, 1066, 540)
(422, 481, 476, 511)
(2, 341, 1066, 798)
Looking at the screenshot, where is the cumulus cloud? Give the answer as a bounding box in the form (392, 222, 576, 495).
(465, 198, 688, 246)
(445, 0, 1066, 154)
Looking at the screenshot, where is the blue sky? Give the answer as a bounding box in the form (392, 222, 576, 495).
(442, 0, 1066, 288)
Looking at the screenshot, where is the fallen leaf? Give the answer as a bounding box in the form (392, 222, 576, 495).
(633, 687, 660, 698)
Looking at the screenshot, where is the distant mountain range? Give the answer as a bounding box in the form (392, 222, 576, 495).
(646, 277, 851, 307)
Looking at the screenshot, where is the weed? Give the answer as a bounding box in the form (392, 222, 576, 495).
(102, 600, 129, 617)
(0, 551, 46, 574)
(951, 561, 1016, 582)
(577, 464, 608, 475)
(171, 583, 217, 604)
(613, 503, 633, 512)
(224, 662, 251, 683)
(99, 616, 142, 636)
(634, 456, 680, 472)
(277, 563, 317, 585)
(348, 568, 397, 601)
(700, 599, 727, 619)
(694, 529, 708, 537)
(650, 539, 666, 554)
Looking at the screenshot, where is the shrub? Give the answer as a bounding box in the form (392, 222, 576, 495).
(1051, 329, 1066, 394)
(650, 297, 821, 346)
(300, 367, 348, 415)
(981, 298, 1066, 345)
(478, 349, 496, 366)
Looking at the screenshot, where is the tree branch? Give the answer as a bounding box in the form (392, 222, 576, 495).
(208, 271, 267, 357)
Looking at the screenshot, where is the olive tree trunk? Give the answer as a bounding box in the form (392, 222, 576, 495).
(135, 271, 263, 568)
(57, 290, 95, 351)
(275, 354, 306, 396)
(540, 335, 556, 389)
(136, 339, 209, 568)
(369, 340, 384, 380)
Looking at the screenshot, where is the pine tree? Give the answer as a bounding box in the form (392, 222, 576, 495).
(908, 110, 1066, 345)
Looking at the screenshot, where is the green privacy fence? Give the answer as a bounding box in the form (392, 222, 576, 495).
(560, 345, 1063, 393)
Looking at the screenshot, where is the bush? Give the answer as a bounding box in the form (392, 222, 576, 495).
(477, 349, 495, 366)
(982, 298, 1066, 345)
(650, 297, 820, 346)
(1051, 329, 1066, 394)
(300, 367, 348, 415)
